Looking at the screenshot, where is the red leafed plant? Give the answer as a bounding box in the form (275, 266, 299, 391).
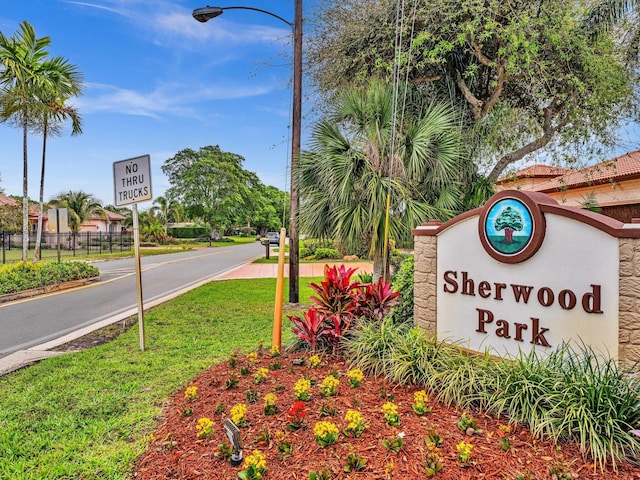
(288, 309, 331, 351)
(309, 264, 361, 318)
(287, 401, 308, 431)
(290, 264, 401, 351)
(354, 277, 401, 322)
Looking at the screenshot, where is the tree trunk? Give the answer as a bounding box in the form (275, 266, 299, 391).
(504, 227, 514, 243)
(22, 118, 29, 262)
(34, 119, 48, 262)
(372, 251, 389, 284)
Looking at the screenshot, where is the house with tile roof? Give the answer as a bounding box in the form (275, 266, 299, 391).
(1, 193, 127, 233)
(0, 193, 42, 231)
(0, 194, 20, 208)
(495, 150, 640, 222)
(80, 210, 128, 233)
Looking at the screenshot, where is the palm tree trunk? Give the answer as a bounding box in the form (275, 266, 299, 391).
(372, 251, 389, 283)
(34, 119, 48, 262)
(22, 118, 29, 262)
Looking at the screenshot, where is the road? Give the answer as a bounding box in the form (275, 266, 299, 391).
(0, 241, 263, 359)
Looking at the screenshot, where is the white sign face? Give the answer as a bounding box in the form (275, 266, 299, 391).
(435, 194, 619, 359)
(47, 208, 69, 233)
(113, 155, 153, 206)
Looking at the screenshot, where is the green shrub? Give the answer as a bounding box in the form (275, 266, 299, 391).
(389, 255, 414, 326)
(0, 261, 99, 295)
(314, 248, 340, 260)
(342, 321, 640, 469)
(167, 226, 209, 238)
(238, 226, 255, 237)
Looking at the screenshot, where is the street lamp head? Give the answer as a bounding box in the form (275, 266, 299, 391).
(193, 6, 224, 22)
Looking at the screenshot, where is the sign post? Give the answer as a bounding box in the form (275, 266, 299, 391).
(113, 154, 153, 351)
(47, 207, 69, 263)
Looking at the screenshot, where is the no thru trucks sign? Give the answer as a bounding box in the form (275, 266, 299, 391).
(112, 154, 153, 351)
(113, 155, 152, 206)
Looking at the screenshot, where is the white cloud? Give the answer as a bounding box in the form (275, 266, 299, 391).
(65, 0, 291, 47)
(74, 81, 274, 118)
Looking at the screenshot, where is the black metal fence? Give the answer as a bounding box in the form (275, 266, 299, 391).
(1, 231, 133, 264)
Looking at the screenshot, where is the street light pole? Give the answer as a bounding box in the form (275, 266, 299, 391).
(289, 0, 302, 305)
(193, 2, 302, 304)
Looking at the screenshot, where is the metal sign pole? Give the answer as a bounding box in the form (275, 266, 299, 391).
(113, 154, 152, 352)
(56, 209, 61, 263)
(132, 204, 146, 351)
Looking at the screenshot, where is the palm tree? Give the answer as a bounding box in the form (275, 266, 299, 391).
(50, 191, 104, 234)
(300, 80, 464, 280)
(33, 57, 83, 261)
(585, 0, 640, 64)
(0, 21, 51, 261)
(150, 195, 181, 234)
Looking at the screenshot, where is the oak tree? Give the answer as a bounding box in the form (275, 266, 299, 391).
(307, 0, 639, 181)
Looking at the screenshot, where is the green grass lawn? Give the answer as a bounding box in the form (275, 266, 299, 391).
(0, 277, 314, 480)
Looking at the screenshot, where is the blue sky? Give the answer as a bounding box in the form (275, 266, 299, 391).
(0, 0, 306, 207)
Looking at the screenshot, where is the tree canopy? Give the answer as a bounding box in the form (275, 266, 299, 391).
(0, 21, 83, 260)
(49, 190, 103, 233)
(162, 146, 284, 239)
(307, 0, 639, 181)
(300, 80, 466, 278)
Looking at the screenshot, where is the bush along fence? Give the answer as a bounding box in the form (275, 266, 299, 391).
(1, 231, 133, 264)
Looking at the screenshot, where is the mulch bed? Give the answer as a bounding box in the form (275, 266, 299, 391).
(132, 350, 640, 479)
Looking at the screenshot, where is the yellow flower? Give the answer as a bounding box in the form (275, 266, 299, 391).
(230, 403, 248, 426)
(253, 367, 269, 384)
(263, 392, 278, 415)
(243, 449, 267, 476)
(414, 390, 428, 405)
(382, 401, 400, 426)
(184, 385, 198, 402)
(345, 409, 363, 429)
(195, 417, 214, 439)
(456, 441, 473, 463)
(385, 460, 395, 475)
(498, 424, 512, 434)
(382, 401, 398, 416)
(263, 392, 277, 406)
(307, 354, 321, 368)
(270, 345, 280, 357)
(412, 390, 431, 415)
(343, 409, 368, 437)
(313, 421, 339, 446)
(346, 368, 364, 387)
(246, 351, 258, 363)
(293, 378, 312, 400)
(319, 375, 339, 396)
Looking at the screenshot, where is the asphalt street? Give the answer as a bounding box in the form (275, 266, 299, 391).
(0, 241, 264, 359)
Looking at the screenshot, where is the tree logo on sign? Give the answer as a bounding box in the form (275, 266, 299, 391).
(478, 191, 546, 264)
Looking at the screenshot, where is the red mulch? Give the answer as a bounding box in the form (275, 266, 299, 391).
(132, 351, 640, 479)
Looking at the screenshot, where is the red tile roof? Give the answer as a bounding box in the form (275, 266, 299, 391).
(0, 194, 20, 207)
(531, 150, 640, 193)
(496, 164, 570, 184)
(497, 150, 640, 192)
(102, 210, 127, 221)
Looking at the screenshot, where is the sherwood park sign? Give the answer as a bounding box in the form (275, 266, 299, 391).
(412, 190, 640, 362)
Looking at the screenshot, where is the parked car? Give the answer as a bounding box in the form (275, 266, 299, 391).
(265, 231, 280, 245)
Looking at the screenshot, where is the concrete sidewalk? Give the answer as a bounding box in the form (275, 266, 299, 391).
(216, 261, 373, 280)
